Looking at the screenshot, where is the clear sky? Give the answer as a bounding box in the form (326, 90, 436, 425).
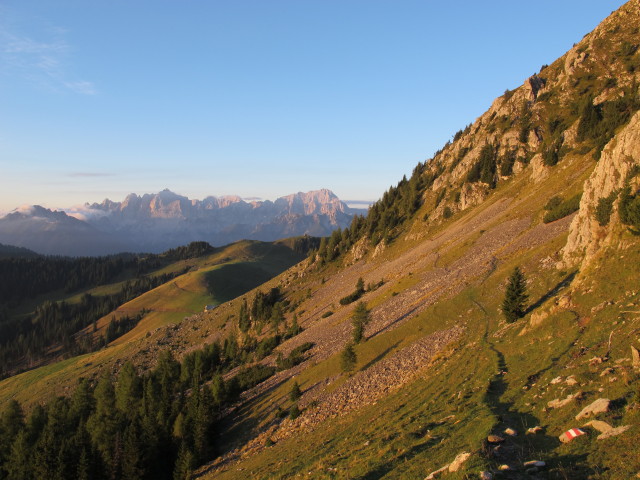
(0, 0, 626, 213)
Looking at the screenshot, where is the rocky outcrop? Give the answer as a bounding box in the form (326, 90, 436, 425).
(562, 110, 640, 268)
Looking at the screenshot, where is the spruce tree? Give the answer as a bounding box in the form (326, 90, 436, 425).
(340, 343, 357, 373)
(351, 302, 370, 343)
(289, 380, 302, 402)
(502, 266, 528, 323)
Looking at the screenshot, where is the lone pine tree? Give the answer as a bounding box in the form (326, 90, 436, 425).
(502, 266, 528, 323)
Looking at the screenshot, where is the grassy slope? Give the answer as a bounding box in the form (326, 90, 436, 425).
(0, 240, 304, 408)
(200, 151, 639, 479)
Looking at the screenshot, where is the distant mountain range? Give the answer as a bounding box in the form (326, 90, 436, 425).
(0, 189, 366, 256)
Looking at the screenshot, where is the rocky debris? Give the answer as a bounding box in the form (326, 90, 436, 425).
(448, 452, 471, 472)
(597, 425, 632, 440)
(548, 392, 583, 409)
(559, 428, 587, 443)
(583, 420, 613, 433)
(576, 398, 611, 420)
(632, 345, 640, 372)
(556, 294, 573, 309)
(487, 434, 505, 444)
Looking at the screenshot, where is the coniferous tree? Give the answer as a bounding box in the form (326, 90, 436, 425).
(289, 380, 302, 402)
(340, 343, 357, 373)
(351, 302, 370, 344)
(173, 443, 194, 480)
(502, 266, 528, 323)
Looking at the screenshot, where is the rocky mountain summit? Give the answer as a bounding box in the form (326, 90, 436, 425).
(0, 189, 363, 255)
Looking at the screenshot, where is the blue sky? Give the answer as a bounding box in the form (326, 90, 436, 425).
(0, 0, 626, 212)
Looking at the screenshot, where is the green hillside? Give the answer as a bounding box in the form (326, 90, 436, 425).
(1, 2, 639, 480)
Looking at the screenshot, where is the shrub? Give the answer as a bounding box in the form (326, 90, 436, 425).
(544, 196, 563, 211)
(443, 207, 453, 219)
(339, 278, 365, 305)
(321, 311, 333, 318)
(594, 191, 618, 226)
(500, 149, 517, 177)
(467, 144, 498, 188)
(542, 138, 563, 166)
(543, 193, 582, 223)
(619, 185, 640, 234)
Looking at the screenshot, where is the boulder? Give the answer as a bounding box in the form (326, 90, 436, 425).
(487, 435, 505, 444)
(597, 425, 631, 440)
(583, 420, 613, 433)
(576, 398, 611, 420)
(448, 452, 471, 472)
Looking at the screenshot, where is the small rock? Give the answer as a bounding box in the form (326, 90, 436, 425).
(632, 346, 640, 372)
(448, 452, 471, 472)
(479, 472, 493, 480)
(504, 427, 518, 436)
(600, 367, 615, 376)
(589, 356, 605, 366)
(487, 435, 505, 444)
(576, 398, 611, 420)
(524, 460, 546, 468)
(566, 375, 579, 386)
(425, 465, 448, 479)
(527, 426, 544, 434)
(550, 376, 563, 384)
(597, 425, 631, 440)
(583, 420, 613, 433)
(498, 464, 512, 471)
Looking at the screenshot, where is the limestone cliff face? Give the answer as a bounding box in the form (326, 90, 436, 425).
(562, 110, 640, 268)
(414, 0, 640, 223)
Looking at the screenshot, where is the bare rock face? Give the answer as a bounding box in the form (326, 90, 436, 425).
(562, 110, 640, 268)
(525, 75, 547, 101)
(529, 153, 549, 183)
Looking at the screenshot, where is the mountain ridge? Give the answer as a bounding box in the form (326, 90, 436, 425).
(0, 189, 364, 256)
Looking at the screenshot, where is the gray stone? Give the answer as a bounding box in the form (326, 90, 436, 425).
(576, 398, 611, 420)
(597, 425, 631, 440)
(448, 452, 471, 472)
(583, 420, 613, 433)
